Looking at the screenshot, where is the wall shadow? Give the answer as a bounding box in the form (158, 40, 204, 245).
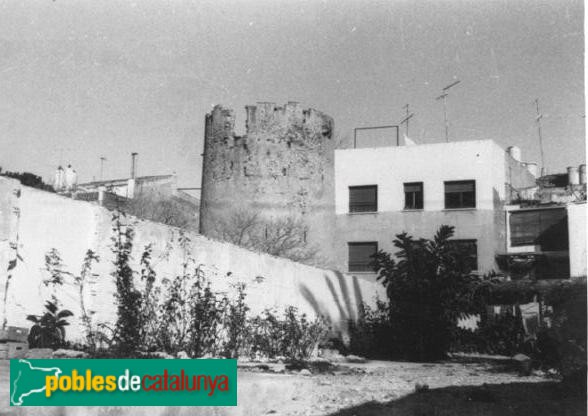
(325, 381, 586, 416)
(299, 270, 366, 336)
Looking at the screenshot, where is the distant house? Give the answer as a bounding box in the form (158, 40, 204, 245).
(77, 174, 177, 200)
(333, 139, 538, 277)
(75, 174, 200, 228)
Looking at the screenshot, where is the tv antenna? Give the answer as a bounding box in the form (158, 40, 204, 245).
(436, 80, 461, 142)
(399, 104, 415, 138)
(534, 98, 545, 175)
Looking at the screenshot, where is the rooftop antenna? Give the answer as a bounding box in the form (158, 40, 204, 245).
(534, 98, 546, 176)
(399, 104, 415, 139)
(99, 156, 107, 181)
(436, 80, 461, 142)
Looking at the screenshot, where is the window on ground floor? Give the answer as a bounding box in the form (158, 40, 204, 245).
(447, 239, 478, 272)
(348, 242, 378, 272)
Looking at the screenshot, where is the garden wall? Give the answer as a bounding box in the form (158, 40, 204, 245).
(0, 177, 385, 343)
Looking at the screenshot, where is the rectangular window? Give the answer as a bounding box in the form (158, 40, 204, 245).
(348, 242, 378, 272)
(349, 185, 378, 213)
(510, 208, 568, 250)
(444, 180, 476, 209)
(404, 182, 424, 209)
(447, 239, 478, 272)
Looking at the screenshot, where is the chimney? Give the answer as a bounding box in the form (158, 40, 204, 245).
(131, 152, 138, 179)
(579, 164, 586, 185)
(567, 166, 579, 186)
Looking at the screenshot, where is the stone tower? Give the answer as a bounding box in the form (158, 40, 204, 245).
(199, 101, 336, 265)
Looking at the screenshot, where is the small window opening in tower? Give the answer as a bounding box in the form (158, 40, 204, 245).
(282, 168, 287, 176)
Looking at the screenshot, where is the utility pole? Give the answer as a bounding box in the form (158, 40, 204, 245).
(534, 99, 546, 176)
(399, 104, 414, 138)
(436, 80, 461, 142)
(99, 156, 107, 181)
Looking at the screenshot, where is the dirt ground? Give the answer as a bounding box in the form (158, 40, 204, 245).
(0, 356, 585, 416)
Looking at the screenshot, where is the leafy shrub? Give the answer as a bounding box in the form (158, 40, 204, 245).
(110, 213, 142, 356)
(246, 307, 329, 361)
(74, 250, 100, 353)
(27, 298, 73, 349)
(539, 286, 586, 393)
(372, 225, 484, 361)
(223, 283, 249, 358)
(348, 300, 396, 359)
(452, 310, 526, 356)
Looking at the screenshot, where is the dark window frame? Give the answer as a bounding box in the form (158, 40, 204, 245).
(447, 239, 478, 272)
(348, 241, 378, 272)
(349, 185, 378, 213)
(444, 180, 476, 209)
(509, 208, 568, 250)
(404, 182, 424, 210)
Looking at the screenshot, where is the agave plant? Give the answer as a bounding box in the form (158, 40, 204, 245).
(26, 298, 74, 349)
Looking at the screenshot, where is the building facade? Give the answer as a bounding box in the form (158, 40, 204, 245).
(333, 139, 537, 277)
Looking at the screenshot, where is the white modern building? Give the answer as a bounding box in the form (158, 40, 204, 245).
(333, 139, 537, 278)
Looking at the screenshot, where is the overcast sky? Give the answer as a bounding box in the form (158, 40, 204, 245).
(0, 0, 584, 187)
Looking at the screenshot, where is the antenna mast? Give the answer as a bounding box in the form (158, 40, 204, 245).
(399, 104, 415, 138)
(534, 98, 546, 175)
(436, 80, 461, 142)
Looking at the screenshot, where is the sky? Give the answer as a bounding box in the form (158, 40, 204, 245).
(0, 0, 584, 188)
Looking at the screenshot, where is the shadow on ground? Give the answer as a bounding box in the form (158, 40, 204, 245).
(326, 381, 586, 416)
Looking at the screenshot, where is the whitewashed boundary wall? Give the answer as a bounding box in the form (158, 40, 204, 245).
(0, 178, 384, 342)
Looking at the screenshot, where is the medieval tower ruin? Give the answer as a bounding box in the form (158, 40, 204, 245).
(199, 102, 336, 265)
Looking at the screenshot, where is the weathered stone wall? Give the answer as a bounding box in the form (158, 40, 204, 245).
(199, 102, 336, 267)
(0, 178, 384, 343)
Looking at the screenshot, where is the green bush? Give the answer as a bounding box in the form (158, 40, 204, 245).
(372, 225, 484, 361)
(246, 307, 329, 361)
(348, 300, 396, 359)
(452, 310, 526, 356)
(27, 298, 73, 349)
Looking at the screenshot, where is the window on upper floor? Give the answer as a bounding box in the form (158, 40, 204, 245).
(444, 180, 476, 209)
(349, 185, 378, 213)
(348, 242, 378, 272)
(510, 208, 568, 250)
(404, 182, 423, 210)
(447, 239, 478, 273)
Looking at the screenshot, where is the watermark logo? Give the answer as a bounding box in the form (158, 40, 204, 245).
(10, 359, 237, 406)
